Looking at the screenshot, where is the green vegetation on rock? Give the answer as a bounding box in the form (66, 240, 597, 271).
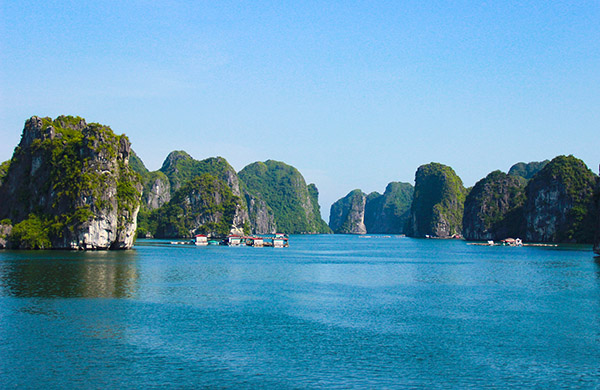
(152, 173, 247, 238)
(364, 182, 414, 234)
(508, 160, 549, 180)
(239, 160, 330, 234)
(0, 160, 10, 185)
(524, 155, 598, 243)
(129, 150, 150, 178)
(9, 214, 52, 249)
(407, 162, 467, 238)
(308, 184, 332, 233)
(462, 170, 526, 240)
(329, 189, 366, 234)
(134, 151, 248, 237)
(0, 116, 142, 249)
(158, 152, 240, 194)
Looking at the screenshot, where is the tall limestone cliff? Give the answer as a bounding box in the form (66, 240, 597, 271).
(135, 150, 245, 213)
(153, 173, 248, 238)
(244, 192, 277, 234)
(0, 116, 142, 249)
(329, 189, 367, 234)
(238, 160, 331, 234)
(364, 182, 414, 234)
(523, 155, 597, 243)
(136, 152, 250, 238)
(462, 171, 526, 241)
(328, 182, 414, 234)
(407, 163, 467, 238)
(129, 151, 171, 210)
(307, 184, 331, 233)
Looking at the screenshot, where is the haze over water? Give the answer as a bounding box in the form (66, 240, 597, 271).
(1, 236, 599, 388)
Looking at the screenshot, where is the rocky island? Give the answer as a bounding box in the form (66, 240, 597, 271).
(133, 151, 250, 238)
(523, 156, 597, 243)
(406, 163, 467, 238)
(0, 116, 142, 249)
(462, 170, 526, 241)
(239, 160, 331, 234)
(132, 155, 331, 238)
(328, 182, 413, 235)
(1, 116, 597, 250)
(329, 189, 367, 234)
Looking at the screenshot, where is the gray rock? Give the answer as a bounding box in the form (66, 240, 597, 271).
(523, 155, 596, 243)
(407, 163, 467, 238)
(0, 116, 142, 250)
(0, 223, 12, 249)
(245, 193, 277, 234)
(329, 189, 367, 234)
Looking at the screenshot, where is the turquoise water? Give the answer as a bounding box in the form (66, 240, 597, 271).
(1, 235, 599, 388)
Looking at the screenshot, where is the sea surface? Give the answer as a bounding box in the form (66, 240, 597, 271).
(1, 235, 600, 389)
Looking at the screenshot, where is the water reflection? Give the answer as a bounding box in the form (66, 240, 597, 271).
(0, 250, 139, 298)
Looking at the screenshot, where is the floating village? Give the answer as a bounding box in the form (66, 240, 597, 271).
(171, 233, 290, 248)
(468, 237, 557, 247)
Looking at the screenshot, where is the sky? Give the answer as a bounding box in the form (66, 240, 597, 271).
(1, 1, 599, 220)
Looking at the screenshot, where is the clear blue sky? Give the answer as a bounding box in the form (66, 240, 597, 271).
(1, 1, 599, 219)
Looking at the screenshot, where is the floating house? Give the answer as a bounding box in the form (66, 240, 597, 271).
(501, 238, 523, 246)
(273, 233, 289, 248)
(194, 234, 208, 246)
(248, 237, 264, 247)
(227, 235, 242, 246)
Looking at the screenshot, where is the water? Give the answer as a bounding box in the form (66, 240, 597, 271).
(1, 235, 599, 389)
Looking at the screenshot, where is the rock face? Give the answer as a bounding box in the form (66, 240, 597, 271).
(328, 182, 414, 234)
(364, 182, 414, 234)
(244, 193, 277, 234)
(129, 151, 172, 209)
(508, 160, 549, 180)
(238, 160, 331, 234)
(329, 189, 367, 234)
(134, 151, 250, 238)
(154, 174, 248, 238)
(143, 172, 171, 209)
(0, 222, 11, 249)
(0, 116, 142, 249)
(407, 162, 467, 238)
(523, 155, 597, 243)
(462, 171, 526, 241)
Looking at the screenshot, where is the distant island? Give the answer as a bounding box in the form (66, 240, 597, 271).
(0, 116, 330, 249)
(329, 158, 600, 249)
(0, 115, 599, 251)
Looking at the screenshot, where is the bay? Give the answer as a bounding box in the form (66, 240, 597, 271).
(1, 235, 599, 389)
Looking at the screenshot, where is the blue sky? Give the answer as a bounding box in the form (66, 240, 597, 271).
(1, 1, 599, 219)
